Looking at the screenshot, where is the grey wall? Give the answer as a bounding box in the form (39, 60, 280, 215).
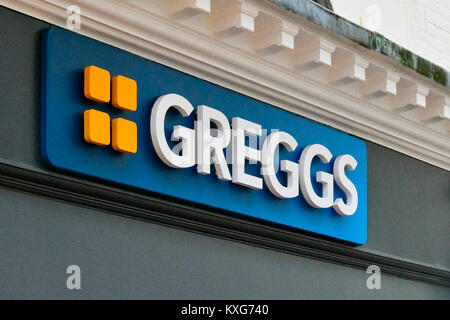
(0, 6, 448, 299)
(0, 186, 448, 299)
(366, 144, 450, 268)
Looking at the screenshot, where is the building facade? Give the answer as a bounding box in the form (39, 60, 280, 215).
(0, 0, 448, 299)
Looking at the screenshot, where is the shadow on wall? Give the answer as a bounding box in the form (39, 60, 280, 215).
(313, 0, 334, 11)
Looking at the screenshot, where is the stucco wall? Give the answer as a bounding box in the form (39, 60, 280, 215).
(331, 0, 450, 71)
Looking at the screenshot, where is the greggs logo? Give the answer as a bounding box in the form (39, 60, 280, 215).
(83, 66, 137, 154)
(42, 27, 367, 244)
(82, 65, 359, 217)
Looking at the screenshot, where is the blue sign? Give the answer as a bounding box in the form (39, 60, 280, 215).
(42, 27, 367, 244)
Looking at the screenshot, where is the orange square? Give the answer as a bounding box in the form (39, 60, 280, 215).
(84, 109, 110, 146)
(112, 118, 137, 153)
(112, 75, 137, 111)
(84, 66, 111, 103)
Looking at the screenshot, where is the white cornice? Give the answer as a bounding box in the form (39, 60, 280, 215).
(1, 0, 449, 170)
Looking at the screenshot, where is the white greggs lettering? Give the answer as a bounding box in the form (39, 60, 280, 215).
(150, 94, 359, 216)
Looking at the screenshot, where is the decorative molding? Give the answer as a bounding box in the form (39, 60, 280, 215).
(169, 0, 211, 19)
(422, 96, 450, 124)
(363, 69, 401, 99)
(211, 0, 259, 36)
(0, 161, 448, 287)
(1, 0, 449, 172)
(294, 37, 336, 71)
(329, 54, 369, 85)
(394, 83, 429, 113)
(254, 15, 298, 54)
